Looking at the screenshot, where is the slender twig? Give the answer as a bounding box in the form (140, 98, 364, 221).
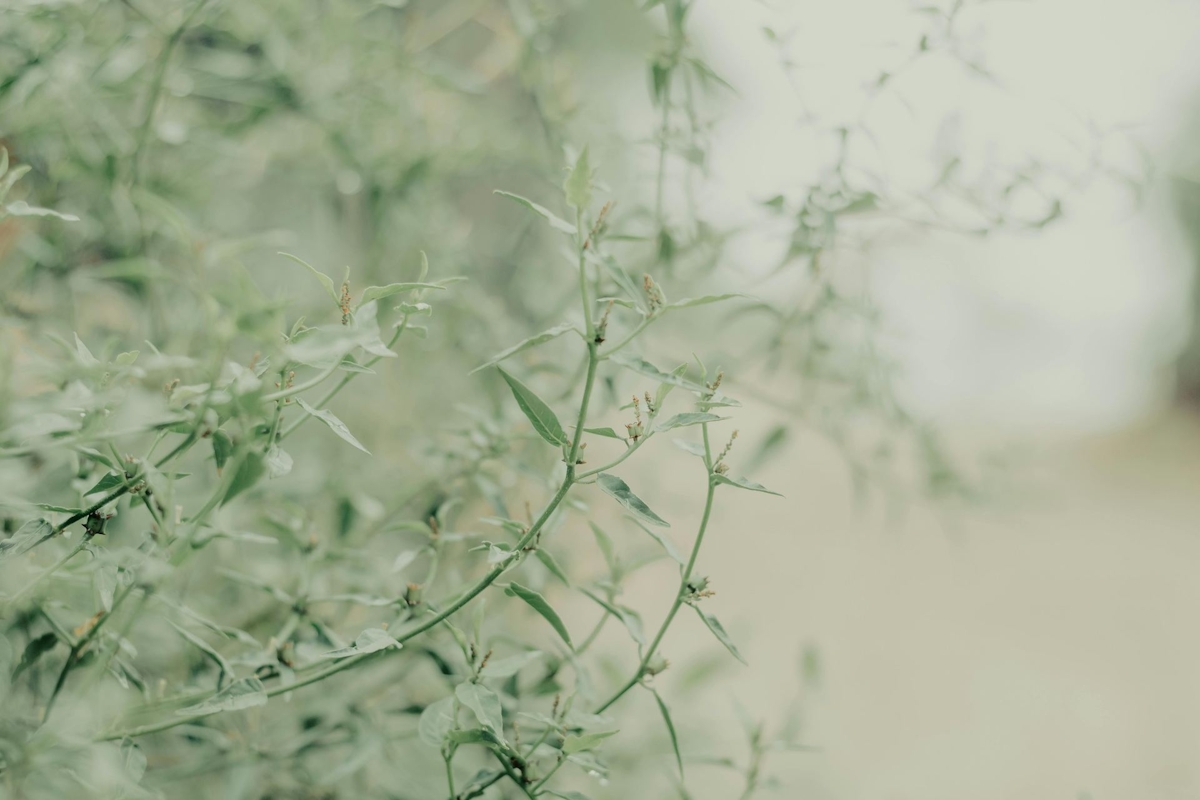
(594, 422, 718, 714)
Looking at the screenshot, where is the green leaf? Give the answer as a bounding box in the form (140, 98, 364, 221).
(535, 548, 571, 586)
(447, 727, 505, 749)
(295, 398, 370, 454)
(35, 503, 79, 514)
(596, 473, 669, 527)
(589, 253, 646, 312)
(655, 412, 726, 432)
(652, 689, 684, 777)
(546, 792, 593, 800)
(653, 363, 690, 410)
(583, 426, 624, 440)
(177, 677, 267, 716)
(713, 473, 783, 497)
(664, 293, 749, 310)
(471, 323, 579, 375)
(4, 201, 79, 221)
(694, 607, 747, 665)
(83, 471, 125, 496)
(650, 61, 670, 107)
(673, 440, 707, 459)
(610, 353, 703, 393)
(564, 146, 594, 210)
(583, 590, 645, 646)
(628, 517, 685, 566)
(320, 628, 400, 659)
(222, 452, 265, 506)
(0, 163, 30, 203)
(357, 282, 445, 308)
(211, 430, 233, 473)
(12, 633, 58, 680)
(562, 729, 618, 754)
(264, 445, 292, 479)
(496, 367, 567, 447)
(479, 650, 543, 679)
(392, 549, 420, 574)
(494, 190, 577, 234)
(168, 622, 233, 678)
(74, 333, 99, 367)
(279, 253, 339, 306)
(455, 682, 504, 734)
(418, 697, 457, 747)
(588, 522, 619, 578)
(504, 582, 573, 648)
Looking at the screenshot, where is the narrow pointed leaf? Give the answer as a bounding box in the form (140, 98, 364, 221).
(536, 548, 571, 586)
(583, 426, 624, 440)
(564, 146, 594, 210)
(494, 190, 576, 234)
(357, 282, 445, 308)
(320, 628, 400, 659)
(652, 689, 684, 777)
(655, 412, 726, 432)
(84, 472, 126, 496)
(471, 323, 579, 374)
(562, 730, 618, 754)
(597, 473, 669, 527)
(479, 650, 543, 679)
(295, 398, 370, 454)
(280, 253, 339, 305)
(713, 473, 782, 497)
(504, 582, 573, 648)
(664, 293, 749, 310)
(5, 201, 79, 221)
(628, 517, 685, 565)
(496, 367, 567, 446)
(177, 677, 267, 716)
(693, 607, 747, 665)
(610, 353, 703, 393)
(168, 622, 234, 677)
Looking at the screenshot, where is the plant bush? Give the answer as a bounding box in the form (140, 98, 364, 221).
(0, 1, 1105, 798)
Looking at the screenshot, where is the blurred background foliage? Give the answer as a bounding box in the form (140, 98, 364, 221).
(0, 1, 1133, 798)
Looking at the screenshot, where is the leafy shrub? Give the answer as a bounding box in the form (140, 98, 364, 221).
(0, 1, 1095, 797)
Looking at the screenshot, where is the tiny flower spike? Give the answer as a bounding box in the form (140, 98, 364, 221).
(584, 200, 614, 250)
(643, 273, 666, 311)
(714, 429, 739, 475)
(596, 299, 614, 344)
(339, 278, 352, 325)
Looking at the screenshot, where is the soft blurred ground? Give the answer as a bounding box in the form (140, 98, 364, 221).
(604, 409, 1200, 800)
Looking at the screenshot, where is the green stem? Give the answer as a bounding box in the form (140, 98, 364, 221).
(444, 752, 456, 800)
(530, 754, 567, 793)
(577, 209, 595, 340)
(261, 359, 342, 403)
(493, 751, 537, 800)
(598, 315, 655, 360)
(594, 452, 716, 713)
(574, 610, 610, 655)
(43, 582, 137, 723)
(576, 431, 653, 480)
